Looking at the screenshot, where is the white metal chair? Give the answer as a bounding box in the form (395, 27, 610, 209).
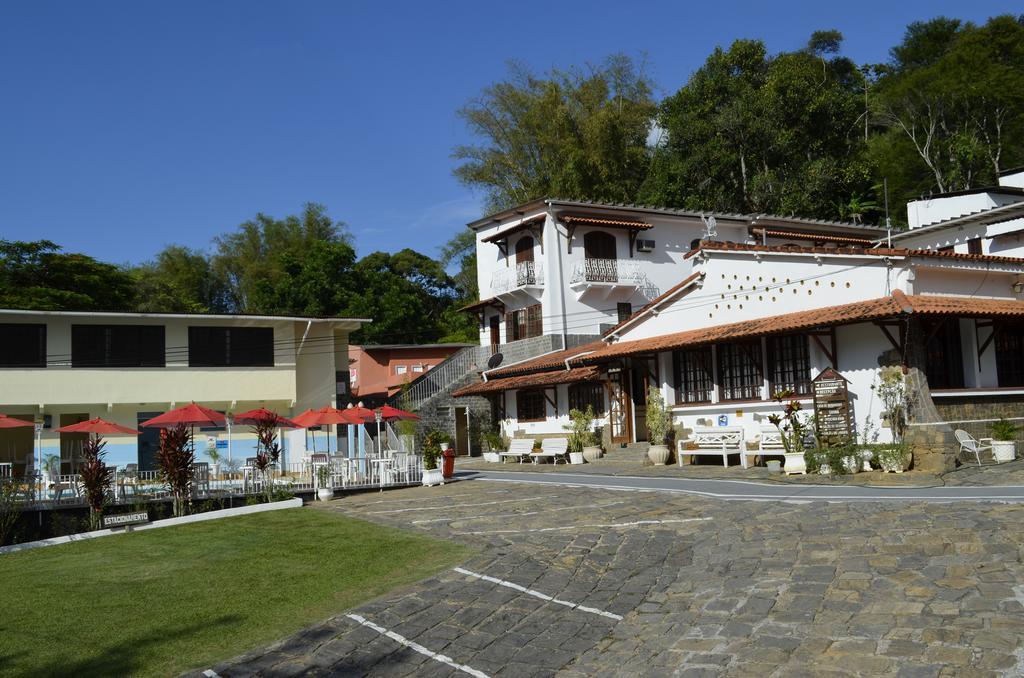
(47, 466, 80, 502)
(242, 457, 259, 492)
(955, 429, 992, 467)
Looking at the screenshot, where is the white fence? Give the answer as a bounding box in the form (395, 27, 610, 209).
(491, 260, 544, 295)
(569, 258, 646, 285)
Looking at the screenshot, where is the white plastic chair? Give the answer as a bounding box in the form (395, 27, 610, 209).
(192, 462, 211, 496)
(955, 429, 992, 467)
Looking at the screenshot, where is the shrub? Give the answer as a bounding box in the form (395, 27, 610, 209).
(872, 366, 907, 442)
(253, 415, 282, 499)
(564, 406, 598, 453)
(767, 389, 810, 455)
(78, 436, 114, 530)
(991, 419, 1018, 442)
(646, 386, 671, 445)
(481, 429, 505, 452)
(155, 424, 194, 517)
(422, 428, 446, 470)
(0, 482, 21, 546)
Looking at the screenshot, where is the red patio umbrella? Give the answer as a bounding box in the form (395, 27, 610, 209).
(292, 407, 358, 453)
(54, 417, 140, 435)
(140, 403, 226, 428)
(373, 405, 420, 422)
(0, 414, 34, 429)
(232, 408, 299, 428)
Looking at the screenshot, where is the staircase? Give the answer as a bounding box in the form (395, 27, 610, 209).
(603, 441, 651, 464)
(388, 334, 599, 444)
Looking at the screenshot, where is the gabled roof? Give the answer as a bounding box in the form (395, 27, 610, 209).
(886, 200, 1024, 243)
(486, 340, 606, 378)
(603, 271, 705, 338)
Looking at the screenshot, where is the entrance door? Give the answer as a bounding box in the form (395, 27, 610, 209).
(137, 412, 163, 471)
(489, 315, 500, 354)
(606, 368, 631, 444)
(454, 407, 469, 456)
(583, 231, 617, 282)
(629, 357, 658, 443)
(514, 237, 535, 286)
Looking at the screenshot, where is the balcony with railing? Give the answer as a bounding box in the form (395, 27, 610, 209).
(490, 260, 544, 298)
(569, 258, 646, 288)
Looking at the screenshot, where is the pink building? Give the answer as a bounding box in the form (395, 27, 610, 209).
(349, 344, 472, 407)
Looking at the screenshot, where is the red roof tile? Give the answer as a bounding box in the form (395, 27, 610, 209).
(453, 366, 602, 397)
(486, 340, 607, 379)
(561, 215, 652, 230)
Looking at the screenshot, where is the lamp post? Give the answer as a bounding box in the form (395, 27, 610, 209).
(374, 409, 383, 457)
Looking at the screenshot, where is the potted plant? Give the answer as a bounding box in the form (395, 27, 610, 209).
(421, 428, 445, 487)
(564, 406, 599, 464)
(765, 459, 782, 473)
(206, 444, 222, 479)
(645, 386, 671, 465)
(481, 430, 503, 463)
(878, 441, 912, 473)
(991, 419, 1018, 462)
(767, 390, 809, 475)
(316, 466, 333, 501)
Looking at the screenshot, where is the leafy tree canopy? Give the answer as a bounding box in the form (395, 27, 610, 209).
(0, 240, 136, 311)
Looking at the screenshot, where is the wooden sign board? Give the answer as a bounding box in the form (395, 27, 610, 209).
(812, 367, 853, 443)
(103, 512, 150, 529)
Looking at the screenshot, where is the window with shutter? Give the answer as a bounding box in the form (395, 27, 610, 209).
(767, 335, 811, 396)
(71, 325, 165, 367)
(717, 340, 763, 401)
(0, 324, 46, 368)
(673, 346, 713, 403)
(516, 390, 546, 422)
(188, 326, 274, 367)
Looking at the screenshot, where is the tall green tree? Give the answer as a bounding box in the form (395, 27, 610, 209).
(132, 245, 228, 313)
(0, 240, 136, 311)
(454, 54, 657, 211)
(642, 32, 875, 220)
(872, 15, 1024, 205)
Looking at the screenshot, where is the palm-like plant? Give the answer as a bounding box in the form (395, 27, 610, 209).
(155, 424, 194, 517)
(253, 416, 282, 500)
(78, 435, 113, 529)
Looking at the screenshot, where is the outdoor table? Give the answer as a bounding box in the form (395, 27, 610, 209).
(368, 458, 391, 491)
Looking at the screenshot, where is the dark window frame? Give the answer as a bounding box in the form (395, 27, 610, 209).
(924, 318, 965, 389)
(767, 334, 811, 397)
(717, 340, 763, 401)
(516, 389, 547, 422)
(616, 303, 632, 324)
(672, 346, 714, 404)
(506, 304, 542, 341)
(188, 326, 275, 367)
(0, 324, 46, 368)
(995, 321, 1024, 387)
(71, 325, 165, 368)
(568, 381, 606, 416)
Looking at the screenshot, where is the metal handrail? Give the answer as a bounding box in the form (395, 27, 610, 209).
(569, 258, 645, 285)
(491, 261, 545, 295)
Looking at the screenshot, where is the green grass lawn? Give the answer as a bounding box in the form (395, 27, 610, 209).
(0, 507, 471, 677)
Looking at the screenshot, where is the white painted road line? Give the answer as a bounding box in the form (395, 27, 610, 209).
(345, 613, 491, 678)
(412, 500, 624, 525)
(457, 517, 710, 536)
(454, 567, 624, 621)
(366, 496, 547, 514)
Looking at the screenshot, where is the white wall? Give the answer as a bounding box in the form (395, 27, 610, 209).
(906, 192, 1021, 229)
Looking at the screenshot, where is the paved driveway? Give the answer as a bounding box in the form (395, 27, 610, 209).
(202, 480, 1024, 677)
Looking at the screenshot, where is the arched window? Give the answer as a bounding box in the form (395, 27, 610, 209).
(583, 231, 616, 260)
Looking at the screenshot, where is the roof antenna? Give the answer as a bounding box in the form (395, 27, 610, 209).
(884, 177, 892, 248)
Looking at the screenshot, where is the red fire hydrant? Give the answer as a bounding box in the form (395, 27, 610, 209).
(442, 448, 456, 479)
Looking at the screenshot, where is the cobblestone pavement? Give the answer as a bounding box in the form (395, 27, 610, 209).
(201, 480, 1024, 677)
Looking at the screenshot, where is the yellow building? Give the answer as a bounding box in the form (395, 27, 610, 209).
(0, 309, 368, 472)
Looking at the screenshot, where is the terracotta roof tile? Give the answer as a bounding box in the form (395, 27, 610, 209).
(684, 240, 1024, 265)
(561, 214, 652, 230)
(486, 340, 607, 379)
(750, 228, 873, 245)
(453, 366, 602, 397)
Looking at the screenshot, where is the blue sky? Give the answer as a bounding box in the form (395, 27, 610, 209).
(0, 1, 1019, 265)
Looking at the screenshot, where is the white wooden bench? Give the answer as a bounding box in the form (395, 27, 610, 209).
(532, 437, 570, 465)
(500, 438, 534, 463)
(678, 426, 746, 468)
(757, 426, 785, 467)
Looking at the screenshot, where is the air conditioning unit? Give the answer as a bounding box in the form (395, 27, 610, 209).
(636, 239, 656, 252)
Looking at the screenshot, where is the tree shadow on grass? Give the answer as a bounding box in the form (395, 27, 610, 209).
(27, 613, 244, 678)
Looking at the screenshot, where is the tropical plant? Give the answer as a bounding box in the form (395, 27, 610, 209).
(646, 387, 671, 445)
(480, 429, 505, 453)
(316, 465, 329, 489)
(0, 482, 21, 546)
(252, 416, 282, 500)
(767, 389, 810, 455)
(41, 453, 60, 477)
(872, 366, 907, 441)
(78, 436, 114, 530)
(564, 406, 598, 453)
(155, 424, 194, 517)
(206, 443, 221, 466)
(991, 419, 1019, 442)
(422, 428, 446, 470)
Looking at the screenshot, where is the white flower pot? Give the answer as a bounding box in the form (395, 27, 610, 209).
(880, 451, 912, 473)
(859, 449, 874, 472)
(647, 444, 670, 466)
(483, 452, 501, 463)
(765, 460, 781, 473)
(819, 463, 832, 475)
(422, 468, 444, 487)
(993, 440, 1016, 463)
(569, 452, 585, 465)
(440, 443, 450, 452)
(210, 463, 220, 479)
(582, 446, 602, 463)
(317, 488, 334, 502)
(841, 456, 861, 474)
(783, 452, 806, 475)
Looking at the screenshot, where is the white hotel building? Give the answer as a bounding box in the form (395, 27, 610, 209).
(455, 172, 1024, 471)
(0, 311, 367, 473)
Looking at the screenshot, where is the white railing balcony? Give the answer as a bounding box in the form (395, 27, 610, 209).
(569, 258, 645, 286)
(490, 261, 545, 296)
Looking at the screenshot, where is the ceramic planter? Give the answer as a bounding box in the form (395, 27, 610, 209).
(316, 487, 333, 502)
(483, 452, 501, 463)
(648, 444, 670, 466)
(422, 467, 444, 487)
(992, 440, 1016, 463)
(765, 460, 781, 473)
(880, 450, 912, 473)
(858, 448, 874, 472)
(569, 452, 585, 465)
(582, 446, 602, 463)
(783, 452, 806, 475)
(841, 456, 861, 474)
(819, 463, 832, 475)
